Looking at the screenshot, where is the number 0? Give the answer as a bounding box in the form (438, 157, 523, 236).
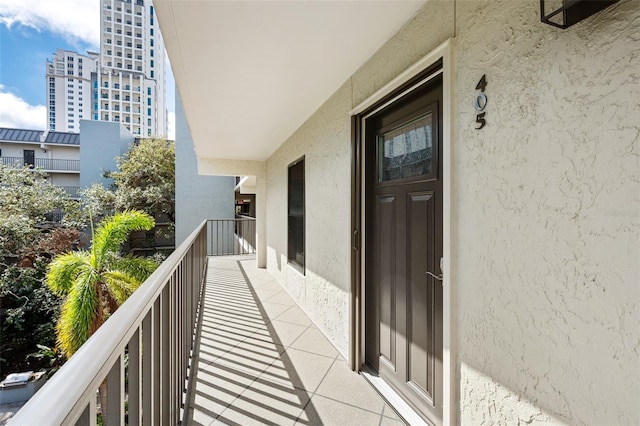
(474, 93, 487, 111)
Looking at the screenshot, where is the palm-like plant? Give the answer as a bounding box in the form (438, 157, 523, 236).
(46, 210, 157, 423)
(47, 209, 157, 357)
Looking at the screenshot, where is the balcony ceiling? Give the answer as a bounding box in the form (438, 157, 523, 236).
(154, 0, 426, 162)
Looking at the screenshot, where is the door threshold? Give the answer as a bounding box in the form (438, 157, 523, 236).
(360, 367, 433, 426)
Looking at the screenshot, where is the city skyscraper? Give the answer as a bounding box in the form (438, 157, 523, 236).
(46, 0, 166, 137)
(46, 49, 99, 132)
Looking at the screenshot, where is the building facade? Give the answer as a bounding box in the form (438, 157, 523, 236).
(98, 0, 166, 138)
(46, 49, 99, 133)
(47, 0, 166, 138)
(0, 127, 80, 198)
(158, 1, 640, 424)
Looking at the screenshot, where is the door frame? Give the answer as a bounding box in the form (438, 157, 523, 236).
(350, 39, 455, 425)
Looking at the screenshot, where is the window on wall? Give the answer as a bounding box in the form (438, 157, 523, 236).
(288, 158, 305, 274)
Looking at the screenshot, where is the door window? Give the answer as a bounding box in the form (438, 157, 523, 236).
(378, 113, 432, 182)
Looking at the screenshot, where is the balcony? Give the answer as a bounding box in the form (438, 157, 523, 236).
(11, 219, 399, 425)
(1, 157, 80, 173)
(60, 186, 81, 199)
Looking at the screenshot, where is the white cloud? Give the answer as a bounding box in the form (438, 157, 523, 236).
(0, 0, 99, 49)
(0, 85, 45, 130)
(167, 111, 175, 141)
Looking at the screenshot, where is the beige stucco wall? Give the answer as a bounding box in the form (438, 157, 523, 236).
(265, 78, 354, 356)
(264, 0, 639, 424)
(454, 1, 639, 424)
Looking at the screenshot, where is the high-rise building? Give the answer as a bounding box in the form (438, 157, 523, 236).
(46, 49, 99, 132)
(46, 0, 166, 138)
(98, 0, 166, 137)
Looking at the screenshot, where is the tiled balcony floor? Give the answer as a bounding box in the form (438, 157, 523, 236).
(186, 255, 405, 426)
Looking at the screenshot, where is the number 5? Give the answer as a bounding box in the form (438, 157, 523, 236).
(476, 112, 486, 130)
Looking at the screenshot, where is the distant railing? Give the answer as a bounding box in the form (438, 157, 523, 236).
(0, 156, 80, 172)
(60, 186, 81, 198)
(11, 221, 209, 425)
(207, 218, 256, 256)
(44, 210, 65, 223)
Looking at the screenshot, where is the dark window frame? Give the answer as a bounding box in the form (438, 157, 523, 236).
(288, 157, 305, 274)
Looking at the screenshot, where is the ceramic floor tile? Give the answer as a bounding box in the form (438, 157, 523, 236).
(295, 394, 382, 426)
(187, 362, 253, 424)
(258, 301, 294, 321)
(289, 326, 339, 358)
(252, 287, 280, 301)
(314, 360, 385, 415)
(191, 256, 401, 426)
(252, 279, 286, 292)
(261, 348, 335, 391)
(264, 319, 309, 347)
(262, 291, 296, 306)
(380, 415, 406, 425)
(217, 375, 311, 426)
(215, 345, 280, 376)
(275, 305, 313, 327)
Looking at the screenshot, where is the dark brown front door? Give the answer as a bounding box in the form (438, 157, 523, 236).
(365, 75, 443, 424)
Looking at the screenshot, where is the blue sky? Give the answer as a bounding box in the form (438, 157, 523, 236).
(0, 0, 175, 138)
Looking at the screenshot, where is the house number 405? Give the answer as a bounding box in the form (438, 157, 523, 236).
(474, 75, 487, 130)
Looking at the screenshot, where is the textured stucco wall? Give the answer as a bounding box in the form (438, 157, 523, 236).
(263, 0, 639, 424)
(454, 1, 640, 425)
(265, 79, 353, 356)
(175, 94, 235, 245)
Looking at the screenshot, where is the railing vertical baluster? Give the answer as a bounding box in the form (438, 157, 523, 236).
(142, 310, 153, 425)
(161, 285, 170, 423)
(153, 298, 161, 424)
(242, 220, 247, 254)
(128, 328, 142, 426)
(171, 270, 178, 422)
(181, 261, 187, 400)
(74, 398, 97, 426)
(214, 220, 217, 255)
(10, 220, 209, 426)
(176, 265, 182, 418)
(105, 353, 124, 426)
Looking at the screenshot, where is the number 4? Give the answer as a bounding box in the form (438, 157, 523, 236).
(475, 74, 487, 92)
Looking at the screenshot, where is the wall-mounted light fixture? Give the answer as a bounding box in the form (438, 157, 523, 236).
(540, 0, 619, 29)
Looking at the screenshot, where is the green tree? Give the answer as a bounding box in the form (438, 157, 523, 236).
(0, 164, 79, 373)
(0, 163, 66, 263)
(110, 138, 175, 222)
(74, 139, 176, 257)
(46, 210, 157, 423)
(46, 210, 157, 357)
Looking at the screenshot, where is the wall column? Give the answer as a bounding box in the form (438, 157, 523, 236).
(255, 175, 267, 268)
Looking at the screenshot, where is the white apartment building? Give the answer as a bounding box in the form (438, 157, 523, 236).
(0, 127, 80, 198)
(46, 0, 167, 138)
(46, 49, 99, 133)
(98, 0, 166, 137)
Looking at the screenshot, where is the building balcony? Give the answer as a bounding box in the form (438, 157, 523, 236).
(10, 219, 396, 425)
(60, 186, 81, 199)
(1, 157, 80, 173)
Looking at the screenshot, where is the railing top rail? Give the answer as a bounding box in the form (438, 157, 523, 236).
(10, 220, 208, 425)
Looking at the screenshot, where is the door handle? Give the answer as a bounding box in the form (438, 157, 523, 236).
(426, 257, 444, 281)
(426, 271, 443, 281)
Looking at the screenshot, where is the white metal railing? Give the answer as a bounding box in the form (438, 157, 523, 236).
(10, 220, 209, 425)
(0, 156, 80, 172)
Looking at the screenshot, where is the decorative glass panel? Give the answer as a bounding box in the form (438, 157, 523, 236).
(378, 113, 433, 182)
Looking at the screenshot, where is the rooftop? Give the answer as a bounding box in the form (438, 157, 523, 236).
(0, 128, 80, 146)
